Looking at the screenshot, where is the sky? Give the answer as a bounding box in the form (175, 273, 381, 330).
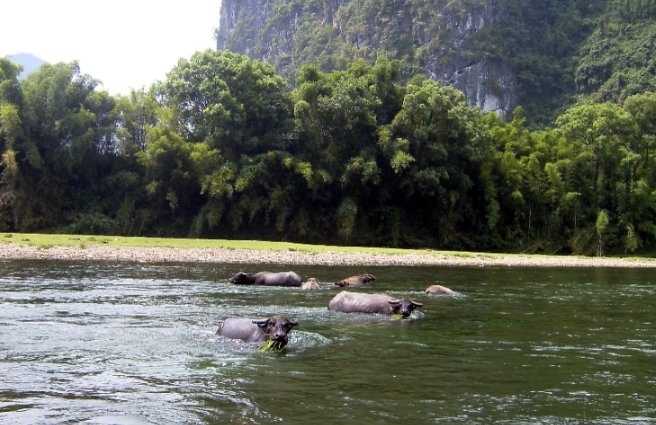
(1, 0, 221, 95)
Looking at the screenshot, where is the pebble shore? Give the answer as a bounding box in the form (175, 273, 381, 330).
(1, 243, 655, 268)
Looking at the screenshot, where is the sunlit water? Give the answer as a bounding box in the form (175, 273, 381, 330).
(0, 261, 654, 424)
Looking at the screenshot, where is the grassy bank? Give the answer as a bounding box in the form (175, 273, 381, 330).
(2, 232, 655, 266)
(0, 231, 551, 261)
(1, 232, 473, 256)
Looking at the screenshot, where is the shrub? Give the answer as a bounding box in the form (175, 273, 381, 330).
(63, 212, 116, 235)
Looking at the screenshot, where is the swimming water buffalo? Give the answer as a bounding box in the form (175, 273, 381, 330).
(216, 315, 298, 346)
(301, 277, 320, 290)
(229, 271, 302, 287)
(425, 284, 455, 296)
(334, 273, 376, 287)
(328, 291, 423, 318)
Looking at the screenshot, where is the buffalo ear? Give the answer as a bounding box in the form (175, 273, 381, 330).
(412, 301, 424, 308)
(253, 319, 269, 328)
(289, 320, 299, 327)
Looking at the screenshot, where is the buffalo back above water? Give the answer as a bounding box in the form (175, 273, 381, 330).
(327, 291, 423, 317)
(216, 315, 298, 344)
(229, 271, 302, 287)
(334, 273, 376, 287)
(425, 284, 455, 296)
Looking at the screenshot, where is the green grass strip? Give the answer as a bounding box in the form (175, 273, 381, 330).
(1, 232, 654, 263)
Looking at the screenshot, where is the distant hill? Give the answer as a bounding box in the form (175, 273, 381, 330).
(9, 53, 46, 79)
(216, 0, 656, 125)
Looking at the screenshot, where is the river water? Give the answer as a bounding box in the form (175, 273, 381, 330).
(0, 260, 654, 424)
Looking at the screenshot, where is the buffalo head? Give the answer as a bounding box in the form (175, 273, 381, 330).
(360, 273, 376, 283)
(388, 297, 423, 317)
(252, 315, 299, 344)
(229, 272, 253, 284)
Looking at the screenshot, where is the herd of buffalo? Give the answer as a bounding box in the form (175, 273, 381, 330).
(216, 270, 457, 350)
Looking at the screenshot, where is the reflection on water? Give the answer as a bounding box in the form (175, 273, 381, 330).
(0, 261, 655, 424)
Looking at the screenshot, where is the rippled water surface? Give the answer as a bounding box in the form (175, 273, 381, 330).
(1, 260, 654, 424)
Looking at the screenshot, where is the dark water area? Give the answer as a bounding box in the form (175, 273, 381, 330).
(0, 261, 654, 424)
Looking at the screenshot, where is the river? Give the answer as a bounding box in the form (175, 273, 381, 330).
(0, 260, 654, 424)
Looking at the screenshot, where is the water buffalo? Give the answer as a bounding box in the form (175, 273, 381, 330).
(301, 277, 320, 290)
(229, 271, 302, 287)
(425, 284, 455, 296)
(216, 315, 298, 346)
(334, 273, 376, 287)
(328, 291, 423, 317)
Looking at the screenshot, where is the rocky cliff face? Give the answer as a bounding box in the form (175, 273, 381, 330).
(217, 0, 516, 119)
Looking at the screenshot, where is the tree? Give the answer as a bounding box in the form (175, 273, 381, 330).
(595, 209, 610, 256)
(620, 93, 656, 247)
(137, 106, 226, 233)
(229, 151, 313, 239)
(555, 102, 648, 253)
(161, 49, 294, 161)
(556, 103, 638, 207)
(114, 88, 160, 154)
(293, 59, 402, 244)
(0, 58, 24, 229)
(7, 62, 103, 229)
(385, 77, 492, 247)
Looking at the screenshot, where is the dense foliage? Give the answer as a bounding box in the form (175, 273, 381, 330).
(576, 0, 656, 103)
(219, 0, 656, 127)
(2, 50, 656, 254)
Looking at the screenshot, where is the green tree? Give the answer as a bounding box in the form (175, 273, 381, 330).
(0, 58, 24, 229)
(556, 102, 637, 207)
(595, 209, 610, 255)
(385, 77, 492, 247)
(228, 151, 313, 239)
(12, 62, 105, 230)
(114, 88, 160, 153)
(293, 59, 401, 244)
(161, 49, 294, 161)
(620, 92, 656, 247)
(555, 102, 647, 253)
(137, 108, 224, 233)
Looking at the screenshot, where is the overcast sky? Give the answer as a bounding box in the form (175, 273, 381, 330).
(1, 0, 221, 95)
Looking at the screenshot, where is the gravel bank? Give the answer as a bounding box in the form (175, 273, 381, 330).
(1, 243, 655, 268)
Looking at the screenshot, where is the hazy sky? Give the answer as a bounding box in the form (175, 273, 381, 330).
(1, 0, 221, 95)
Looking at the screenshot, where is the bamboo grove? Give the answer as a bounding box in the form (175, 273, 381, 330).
(1, 50, 655, 254)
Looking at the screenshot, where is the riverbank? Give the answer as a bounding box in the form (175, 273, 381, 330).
(1, 242, 655, 268)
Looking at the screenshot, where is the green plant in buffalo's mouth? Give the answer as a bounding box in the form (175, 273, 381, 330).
(390, 314, 409, 319)
(257, 339, 286, 352)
